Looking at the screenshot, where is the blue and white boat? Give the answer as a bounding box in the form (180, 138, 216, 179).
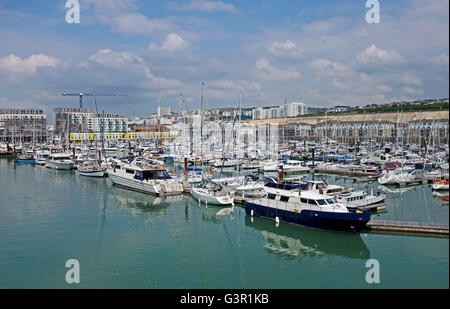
(15, 150, 35, 164)
(245, 182, 370, 232)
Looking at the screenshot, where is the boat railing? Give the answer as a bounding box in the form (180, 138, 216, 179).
(271, 199, 341, 213)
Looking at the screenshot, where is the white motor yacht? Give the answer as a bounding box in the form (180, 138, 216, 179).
(107, 157, 183, 196)
(45, 153, 74, 170)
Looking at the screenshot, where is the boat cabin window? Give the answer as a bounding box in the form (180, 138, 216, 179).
(280, 196, 289, 202)
(300, 198, 308, 204)
(126, 169, 134, 174)
(152, 170, 172, 180)
(317, 200, 327, 206)
(268, 193, 276, 200)
(308, 199, 317, 205)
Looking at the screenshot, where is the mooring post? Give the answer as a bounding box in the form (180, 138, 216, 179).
(279, 165, 284, 182)
(184, 157, 188, 182)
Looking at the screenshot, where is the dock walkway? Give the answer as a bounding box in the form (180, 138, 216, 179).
(367, 220, 449, 235)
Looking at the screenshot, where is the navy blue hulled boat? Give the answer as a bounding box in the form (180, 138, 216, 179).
(245, 185, 370, 232)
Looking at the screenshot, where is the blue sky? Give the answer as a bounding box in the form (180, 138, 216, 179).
(0, 0, 448, 121)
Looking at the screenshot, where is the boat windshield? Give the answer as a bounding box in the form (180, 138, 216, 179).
(54, 156, 70, 160)
(154, 170, 172, 179)
(141, 170, 172, 180)
(326, 198, 337, 204)
(317, 199, 327, 206)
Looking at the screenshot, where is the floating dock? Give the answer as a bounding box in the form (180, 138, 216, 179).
(366, 220, 449, 235)
(0, 151, 16, 157)
(357, 203, 387, 211)
(309, 168, 379, 178)
(396, 178, 432, 187)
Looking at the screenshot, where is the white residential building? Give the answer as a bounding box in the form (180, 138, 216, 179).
(157, 106, 171, 117)
(285, 102, 308, 117)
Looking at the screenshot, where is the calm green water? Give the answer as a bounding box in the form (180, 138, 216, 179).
(0, 159, 448, 288)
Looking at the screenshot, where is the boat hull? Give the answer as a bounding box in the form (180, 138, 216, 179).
(78, 170, 106, 177)
(108, 172, 183, 196)
(109, 172, 160, 195)
(46, 161, 74, 170)
(190, 187, 233, 206)
(16, 159, 35, 164)
(432, 184, 449, 190)
(245, 202, 370, 232)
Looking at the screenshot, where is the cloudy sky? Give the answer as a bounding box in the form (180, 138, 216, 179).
(0, 0, 448, 121)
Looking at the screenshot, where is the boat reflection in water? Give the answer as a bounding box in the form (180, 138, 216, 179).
(189, 196, 236, 224)
(244, 215, 370, 260)
(378, 184, 416, 195)
(107, 185, 183, 215)
(432, 190, 449, 205)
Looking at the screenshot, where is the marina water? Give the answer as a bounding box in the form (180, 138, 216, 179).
(0, 158, 448, 288)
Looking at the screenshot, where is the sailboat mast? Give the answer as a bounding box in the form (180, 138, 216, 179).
(237, 91, 242, 178)
(201, 82, 205, 176)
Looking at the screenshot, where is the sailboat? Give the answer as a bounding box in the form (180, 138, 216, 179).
(190, 82, 234, 206)
(78, 159, 107, 177)
(191, 178, 234, 206)
(77, 94, 107, 177)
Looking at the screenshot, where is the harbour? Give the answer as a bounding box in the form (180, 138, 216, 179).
(0, 154, 448, 288)
(0, 0, 449, 292)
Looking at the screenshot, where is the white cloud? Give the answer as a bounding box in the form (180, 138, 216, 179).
(87, 49, 145, 69)
(85, 49, 184, 89)
(309, 58, 353, 77)
(377, 85, 393, 93)
(0, 53, 60, 77)
(255, 57, 301, 81)
(142, 67, 184, 89)
(171, 0, 235, 12)
(387, 72, 423, 86)
(268, 40, 303, 60)
(402, 86, 423, 95)
(430, 53, 449, 68)
(149, 34, 191, 52)
(356, 44, 405, 65)
(111, 13, 174, 36)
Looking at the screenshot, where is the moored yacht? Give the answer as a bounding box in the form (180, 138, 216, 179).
(336, 190, 385, 210)
(77, 160, 107, 177)
(45, 153, 74, 170)
(282, 160, 310, 173)
(234, 175, 266, 198)
(432, 178, 449, 191)
(190, 178, 234, 206)
(245, 184, 370, 232)
(107, 157, 183, 196)
(15, 150, 35, 164)
(34, 150, 50, 165)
